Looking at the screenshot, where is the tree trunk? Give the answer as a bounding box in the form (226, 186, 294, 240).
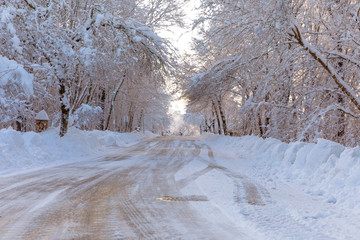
(261, 93, 270, 137)
(128, 104, 134, 132)
(336, 94, 346, 139)
(212, 100, 222, 135)
(59, 78, 70, 137)
(204, 118, 211, 132)
(211, 111, 216, 134)
(104, 74, 126, 130)
(335, 51, 345, 140)
(15, 120, 22, 132)
(217, 97, 228, 135)
(99, 88, 106, 130)
(137, 109, 144, 130)
(258, 112, 263, 137)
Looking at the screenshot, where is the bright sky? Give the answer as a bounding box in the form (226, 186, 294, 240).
(159, 0, 200, 55)
(160, 1, 201, 115)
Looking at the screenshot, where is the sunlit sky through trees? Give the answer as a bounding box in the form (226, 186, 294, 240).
(159, 0, 200, 55)
(160, 0, 200, 116)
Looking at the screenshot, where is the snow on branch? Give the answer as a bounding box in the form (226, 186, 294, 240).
(0, 55, 33, 96)
(77, 9, 174, 74)
(327, 51, 360, 69)
(22, 0, 36, 10)
(112, 18, 173, 71)
(289, 23, 360, 112)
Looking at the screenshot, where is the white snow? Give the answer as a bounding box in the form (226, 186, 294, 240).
(95, 13, 105, 26)
(0, 55, 33, 95)
(29, 188, 68, 213)
(1, 7, 23, 53)
(188, 134, 360, 239)
(35, 110, 50, 121)
(79, 47, 95, 67)
(0, 127, 155, 176)
(1, 129, 359, 238)
(199, 134, 360, 213)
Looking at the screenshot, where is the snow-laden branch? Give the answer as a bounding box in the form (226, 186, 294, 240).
(22, 0, 36, 10)
(111, 18, 174, 72)
(74, 10, 174, 74)
(299, 103, 359, 141)
(327, 51, 360, 69)
(0, 55, 33, 96)
(289, 24, 360, 112)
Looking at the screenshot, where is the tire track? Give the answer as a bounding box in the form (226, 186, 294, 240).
(195, 142, 334, 239)
(0, 137, 250, 239)
(195, 142, 270, 207)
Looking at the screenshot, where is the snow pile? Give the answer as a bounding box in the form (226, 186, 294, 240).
(0, 127, 155, 175)
(200, 134, 360, 213)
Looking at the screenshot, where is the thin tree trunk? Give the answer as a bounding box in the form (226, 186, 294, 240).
(59, 78, 70, 137)
(85, 83, 93, 104)
(71, 83, 88, 114)
(261, 93, 270, 137)
(104, 74, 126, 130)
(128, 104, 134, 132)
(337, 94, 346, 139)
(335, 50, 345, 139)
(258, 112, 263, 137)
(99, 88, 106, 130)
(212, 100, 222, 135)
(205, 118, 211, 132)
(137, 109, 144, 130)
(211, 111, 216, 134)
(217, 97, 228, 135)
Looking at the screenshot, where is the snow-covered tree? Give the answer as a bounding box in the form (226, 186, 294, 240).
(0, 55, 34, 130)
(0, 0, 185, 136)
(185, 0, 360, 146)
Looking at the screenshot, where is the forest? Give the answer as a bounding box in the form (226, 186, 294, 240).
(1, 0, 360, 146)
(1, 0, 183, 136)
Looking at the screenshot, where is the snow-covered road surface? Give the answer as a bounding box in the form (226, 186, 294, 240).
(0, 137, 358, 239)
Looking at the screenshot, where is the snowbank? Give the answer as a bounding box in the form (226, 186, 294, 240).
(0, 127, 155, 175)
(200, 134, 360, 214)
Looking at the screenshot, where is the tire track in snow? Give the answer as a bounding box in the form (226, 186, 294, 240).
(0, 137, 252, 239)
(196, 142, 335, 240)
(194, 142, 270, 207)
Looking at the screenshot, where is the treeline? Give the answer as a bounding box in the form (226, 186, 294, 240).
(0, 0, 188, 136)
(185, 0, 360, 146)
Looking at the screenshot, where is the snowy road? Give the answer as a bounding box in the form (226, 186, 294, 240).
(0, 137, 357, 239)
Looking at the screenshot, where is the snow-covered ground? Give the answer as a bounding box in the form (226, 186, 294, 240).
(0, 127, 155, 176)
(1, 129, 359, 239)
(178, 134, 360, 239)
(198, 134, 360, 214)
